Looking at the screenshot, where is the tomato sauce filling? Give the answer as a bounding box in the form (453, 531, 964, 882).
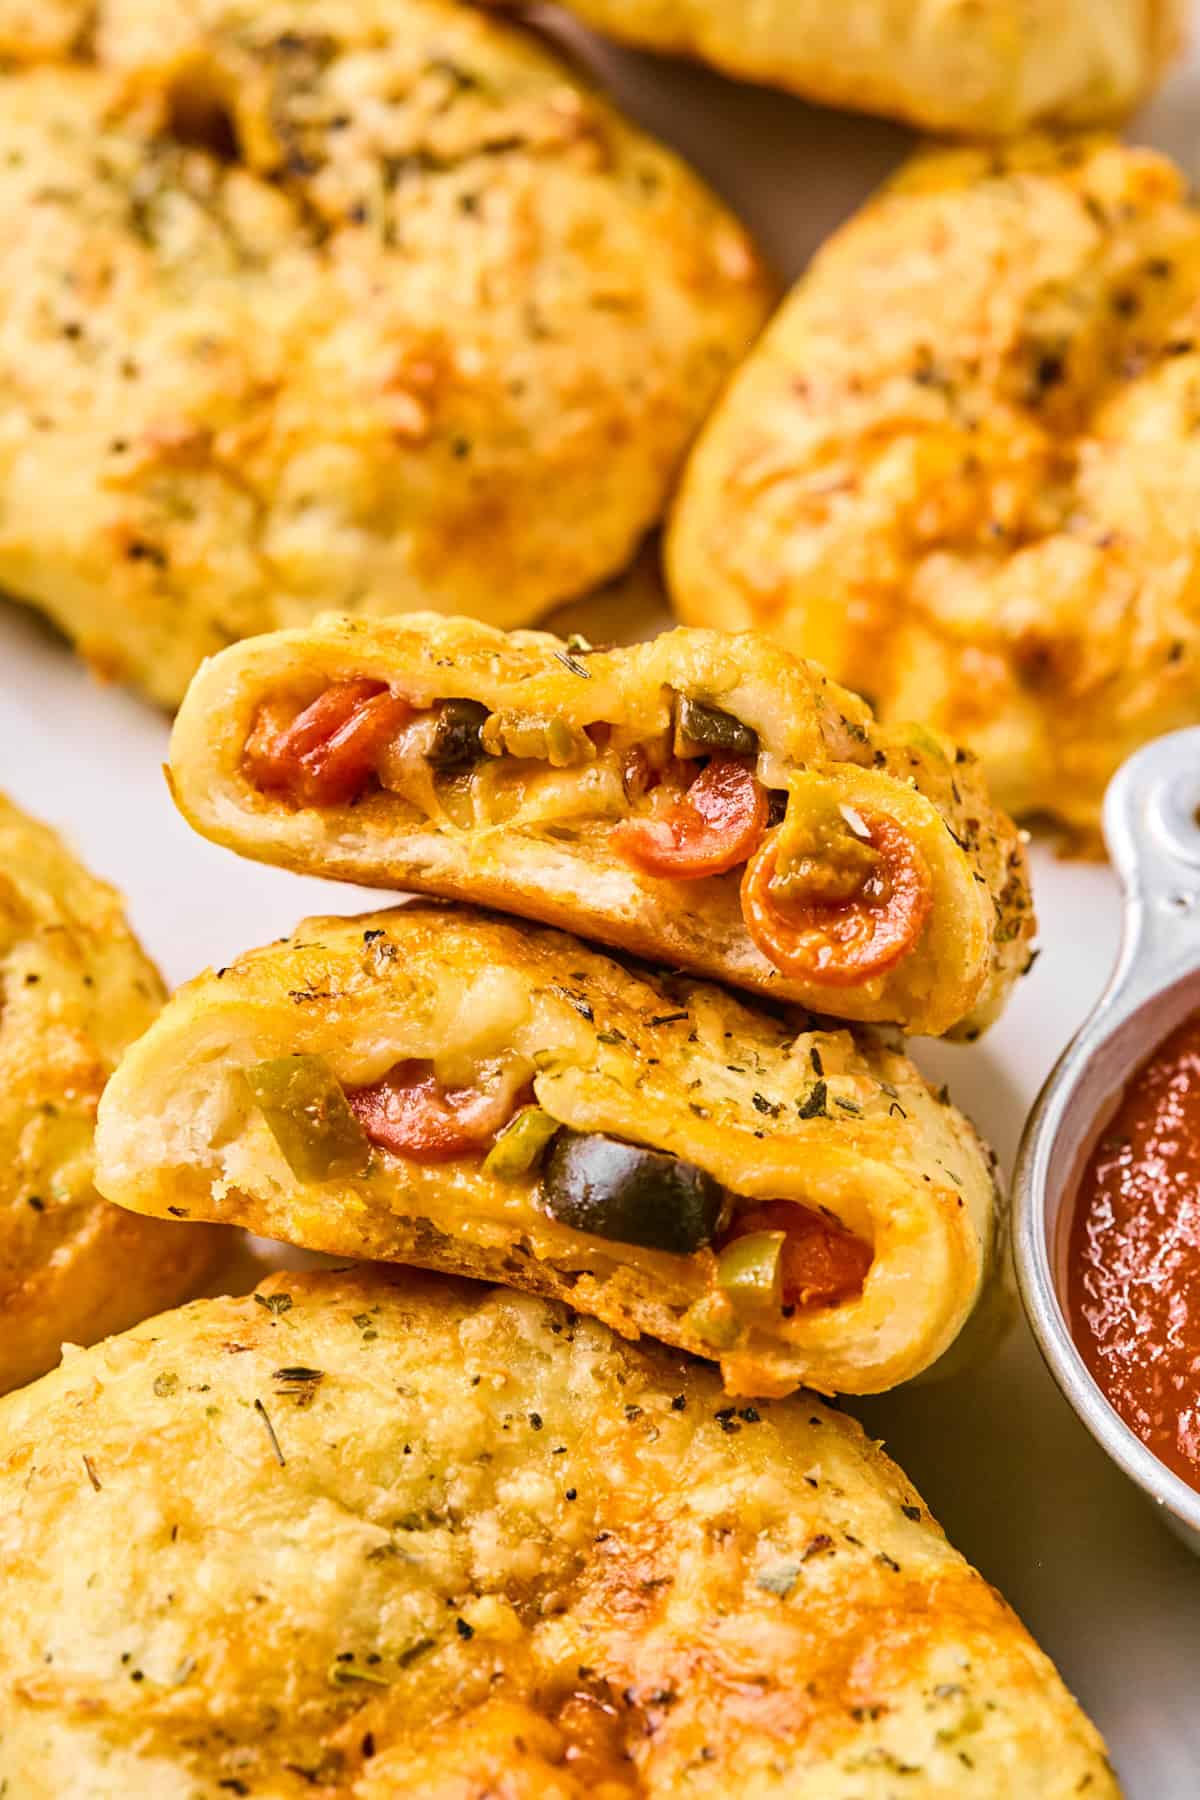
(1068, 1010, 1200, 1492)
(243, 680, 929, 987)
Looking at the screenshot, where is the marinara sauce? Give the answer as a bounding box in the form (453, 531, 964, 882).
(1069, 1011, 1200, 1490)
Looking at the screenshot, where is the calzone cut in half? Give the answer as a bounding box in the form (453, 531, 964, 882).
(0, 1267, 1116, 1798)
(0, 793, 227, 1393)
(96, 904, 1003, 1397)
(169, 615, 1035, 1038)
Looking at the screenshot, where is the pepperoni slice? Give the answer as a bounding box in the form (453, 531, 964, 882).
(611, 755, 768, 880)
(741, 810, 931, 987)
(728, 1201, 871, 1310)
(245, 679, 412, 807)
(346, 1061, 519, 1162)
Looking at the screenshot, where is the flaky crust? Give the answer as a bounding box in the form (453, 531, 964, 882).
(669, 137, 1200, 845)
(0, 794, 226, 1393)
(0, 0, 769, 708)
(95, 902, 1002, 1396)
(0, 1266, 1117, 1798)
(502, 0, 1182, 134)
(169, 613, 1034, 1037)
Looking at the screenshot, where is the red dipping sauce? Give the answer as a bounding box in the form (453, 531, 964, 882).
(1069, 1011, 1200, 1492)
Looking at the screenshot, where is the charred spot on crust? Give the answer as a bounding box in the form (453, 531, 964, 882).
(162, 77, 240, 164)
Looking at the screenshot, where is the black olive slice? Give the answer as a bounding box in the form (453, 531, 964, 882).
(675, 696, 759, 759)
(430, 698, 489, 771)
(542, 1130, 727, 1254)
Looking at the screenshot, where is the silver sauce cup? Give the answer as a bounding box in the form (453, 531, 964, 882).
(1014, 727, 1200, 1555)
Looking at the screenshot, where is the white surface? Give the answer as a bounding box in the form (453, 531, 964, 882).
(3, 17, 1200, 1792)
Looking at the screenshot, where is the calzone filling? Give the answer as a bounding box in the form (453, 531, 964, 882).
(95, 906, 997, 1393)
(239, 1046, 873, 1348)
(242, 679, 932, 990)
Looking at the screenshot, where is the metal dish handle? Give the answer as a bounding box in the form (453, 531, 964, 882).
(1013, 727, 1200, 1552)
(1102, 726, 1200, 1025)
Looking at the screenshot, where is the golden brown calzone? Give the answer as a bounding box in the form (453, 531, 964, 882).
(0, 0, 769, 705)
(0, 1265, 1116, 1797)
(96, 903, 1004, 1397)
(0, 792, 227, 1392)
(669, 137, 1200, 845)
(168, 614, 1035, 1038)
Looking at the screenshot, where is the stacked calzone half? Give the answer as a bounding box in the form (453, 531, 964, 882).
(169, 615, 1035, 1038)
(96, 904, 1003, 1397)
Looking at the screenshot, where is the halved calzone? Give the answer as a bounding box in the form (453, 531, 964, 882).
(169, 614, 1035, 1038)
(0, 793, 227, 1393)
(95, 903, 1003, 1397)
(0, 1265, 1115, 1798)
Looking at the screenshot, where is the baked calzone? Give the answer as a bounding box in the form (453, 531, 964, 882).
(168, 614, 1035, 1038)
(510, 0, 1180, 135)
(669, 137, 1200, 844)
(0, 1266, 1116, 1798)
(0, 792, 226, 1393)
(95, 903, 1003, 1397)
(0, 0, 768, 705)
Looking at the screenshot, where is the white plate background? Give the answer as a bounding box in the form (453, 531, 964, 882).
(3, 14, 1200, 1791)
